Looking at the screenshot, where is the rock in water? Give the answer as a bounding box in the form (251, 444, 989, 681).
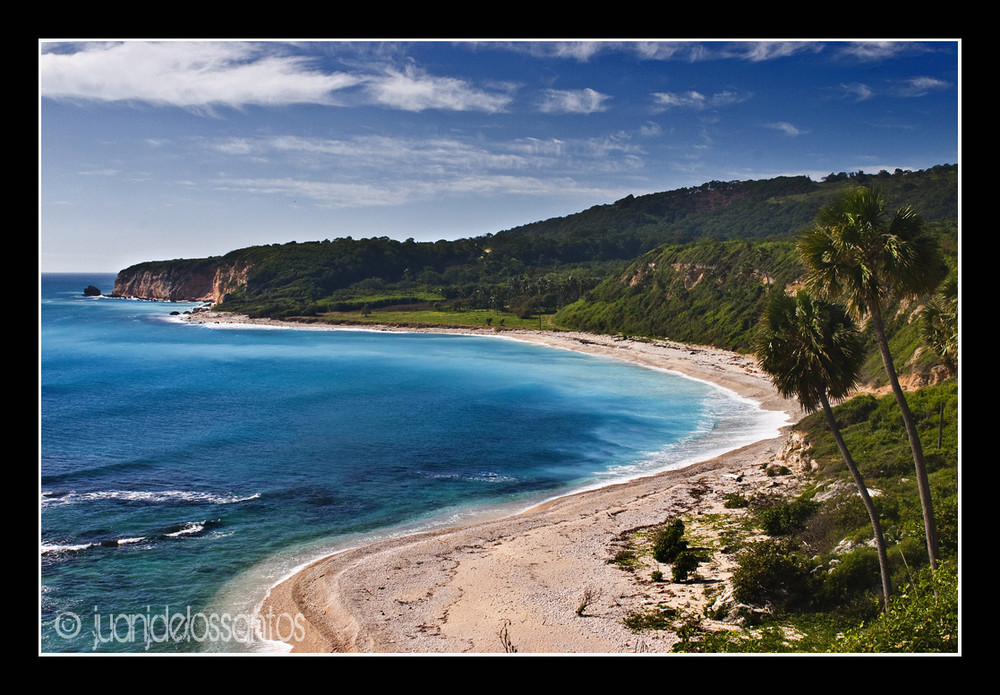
(83, 285, 102, 296)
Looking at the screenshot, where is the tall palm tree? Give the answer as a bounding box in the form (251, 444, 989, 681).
(798, 186, 947, 571)
(755, 291, 893, 609)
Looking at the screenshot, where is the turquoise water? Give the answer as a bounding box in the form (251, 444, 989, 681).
(40, 273, 783, 653)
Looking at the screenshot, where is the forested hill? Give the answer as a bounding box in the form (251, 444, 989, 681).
(483, 165, 957, 265)
(114, 164, 957, 368)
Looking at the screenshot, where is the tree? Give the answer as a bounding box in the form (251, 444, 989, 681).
(754, 291, 893, 609)
(797, 187, 947, 571)
(921, 271, 958, 374)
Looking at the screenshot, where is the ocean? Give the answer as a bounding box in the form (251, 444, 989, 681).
(39, 272, 784, 653)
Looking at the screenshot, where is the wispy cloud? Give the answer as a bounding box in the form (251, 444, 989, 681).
(39, 41, 360, 111)
(200, 130, 643, 208)
(735, 41, 823, 62)
(510, 41, 609, 61)
(538, 88, 610, 114)
(362, 63, 514, 112)
(651, 89, 752, 111)
(212, 172, 616, 209)
(840, 82, 875, 101)
(478, 40, 715, 63)
(39, 41, 514, 114)
(838, 41, 911, 61)
(837, 74, 950, 102)
(893, 76, 952, 97)
(764, 121, 806, 137)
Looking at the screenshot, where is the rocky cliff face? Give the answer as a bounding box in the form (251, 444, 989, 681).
(112, 261, 251, 303)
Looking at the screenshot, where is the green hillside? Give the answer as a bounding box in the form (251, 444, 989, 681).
(118, 164, 958, 376)
(552, 212, 956, 388)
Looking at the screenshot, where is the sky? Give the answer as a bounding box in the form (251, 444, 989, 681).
(38, 39, 960, 273)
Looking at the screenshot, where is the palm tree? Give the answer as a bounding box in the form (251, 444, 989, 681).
(921, 271, 958, 374)
(798, 186, 947, 571)
(755, 291, 893, 609)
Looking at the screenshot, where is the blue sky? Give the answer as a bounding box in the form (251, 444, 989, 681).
(39, 39, 960, 273)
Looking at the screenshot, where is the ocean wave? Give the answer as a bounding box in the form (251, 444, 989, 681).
(41, 541, 98, 555)
(40, 489, 260, 507)
(163, 521, 206, 538)
(41, 519, 221, 559)
(40, 537, 154, 558)
(422, 470, 519, 484)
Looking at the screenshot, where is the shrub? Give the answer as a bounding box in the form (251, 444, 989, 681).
(652, 519, 688, 563)
(723, 493, 749, 508)
(831, 562, 958, 653)
(623, 606, 676, 632)
(731, 540, 809, 609)
(812, 548, 884, 615)
(672, 551, 702, 582)
(754, 496, 820, 536)
(609, 548, 638, 568)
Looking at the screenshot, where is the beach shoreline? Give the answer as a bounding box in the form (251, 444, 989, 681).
(184, 312, 805, 654)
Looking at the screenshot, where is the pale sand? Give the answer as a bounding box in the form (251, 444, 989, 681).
(184, 313, 805, 653)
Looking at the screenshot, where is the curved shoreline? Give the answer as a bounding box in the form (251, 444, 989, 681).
(184, 313, 804, 653)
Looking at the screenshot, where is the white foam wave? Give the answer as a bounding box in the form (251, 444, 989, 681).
(117, 536, 147, 545)
(42, 520, 212, 558)
(164, 521, 204, 538)
(41, 541, 94, 555)
(41, 490, 259, 507)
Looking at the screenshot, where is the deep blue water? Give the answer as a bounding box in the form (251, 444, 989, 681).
(40, 272, 784, 653)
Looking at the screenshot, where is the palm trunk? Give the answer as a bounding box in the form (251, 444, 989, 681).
(870, 303, 939, 571)
(821, 394, 893, 610)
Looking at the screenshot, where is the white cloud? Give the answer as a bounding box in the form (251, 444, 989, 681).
(538, 88, 610, 114)
(201, 130, 643, 208)
(737, 41, 822, 62)
(764, 122, 806, 137)
(213, 134, 534, 173)
(213, 171, 614, 209)
(840, 82, 874, 101)
(839, 41, 909, 61)
(363, 63, 513, 112)
(39, 41, 361, 110)
(40, 41, 523, 116)
(519, 41, 609, 61)
(639, 121, 662, 137)
(894, 76, 952, 97)
(651, 89, 752, 111)
(653, 91, 707, 110)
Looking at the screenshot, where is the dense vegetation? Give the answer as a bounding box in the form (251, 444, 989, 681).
(671, 384, 958, 653)
(552, 239, 804, 351)
(555, 219, 954, 353)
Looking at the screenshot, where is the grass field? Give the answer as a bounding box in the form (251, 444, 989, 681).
(316, 308, 558, 330)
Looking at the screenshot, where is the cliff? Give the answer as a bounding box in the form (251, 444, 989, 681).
(113, 259, 250, 303)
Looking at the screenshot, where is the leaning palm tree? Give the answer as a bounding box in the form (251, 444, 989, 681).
(755, 291, 893, 609)
(798, 186, 947, 571)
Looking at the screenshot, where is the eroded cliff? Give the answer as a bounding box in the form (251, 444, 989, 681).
(113, 260, 250, 303)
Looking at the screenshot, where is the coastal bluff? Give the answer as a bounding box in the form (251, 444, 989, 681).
(112, 259, 250, 303)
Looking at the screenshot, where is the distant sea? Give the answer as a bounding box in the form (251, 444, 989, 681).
(40, 272, 785, 653)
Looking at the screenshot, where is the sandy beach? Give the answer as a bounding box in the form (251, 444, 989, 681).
(185, 312, 805, 653)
